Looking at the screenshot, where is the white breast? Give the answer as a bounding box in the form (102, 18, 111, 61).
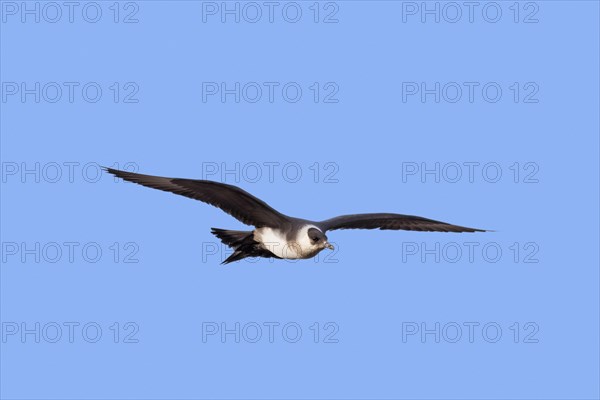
(254, 225, 320, 259)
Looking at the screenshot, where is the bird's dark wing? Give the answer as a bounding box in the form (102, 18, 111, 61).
(317, 213, 485, 233)
(104, 168, 289, 228)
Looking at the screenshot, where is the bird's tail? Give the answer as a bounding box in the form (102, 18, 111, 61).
(211, 228, 252, 248)
(210, 228, 255, 264)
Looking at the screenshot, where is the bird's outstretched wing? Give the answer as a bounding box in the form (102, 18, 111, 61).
(104, 168, 289, 228)
(317, 213, 485, 233)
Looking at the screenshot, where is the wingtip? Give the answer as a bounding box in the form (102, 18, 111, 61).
(451, 226, 490, 233)
(102, 167, 128, 179)
(467, 228, 489, 233)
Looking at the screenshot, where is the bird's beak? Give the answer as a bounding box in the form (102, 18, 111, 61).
(325, 242, 334, 250)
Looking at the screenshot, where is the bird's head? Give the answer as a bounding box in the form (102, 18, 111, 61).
(307, 228, 334, 250)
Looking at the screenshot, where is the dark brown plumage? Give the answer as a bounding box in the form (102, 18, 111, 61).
(104, 167, 487, 263)
(104, 168, 287, 228)
(317, 213, 485, 233)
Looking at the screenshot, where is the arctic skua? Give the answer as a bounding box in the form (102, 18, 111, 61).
(104, 168, 487, 264)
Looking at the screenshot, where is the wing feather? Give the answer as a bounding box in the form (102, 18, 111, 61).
(104, 168, 289, 228)
(318, 213, 485, 233)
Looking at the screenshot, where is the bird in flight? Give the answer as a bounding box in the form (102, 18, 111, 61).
(104, 168, 487, 264)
